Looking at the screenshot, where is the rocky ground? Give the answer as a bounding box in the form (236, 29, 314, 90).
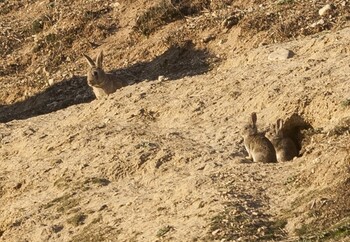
(0, 0, 350, 241)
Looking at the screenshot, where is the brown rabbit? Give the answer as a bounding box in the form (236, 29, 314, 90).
(242, 112, 277, 163)
(83, 51, 132, 99)
(267, 119, 298, 162)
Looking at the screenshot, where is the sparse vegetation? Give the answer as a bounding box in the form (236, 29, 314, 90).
(329, 117, 350, 135)
(134, 0, 229, 36)
(295, 223, 311, 237)
(30, 15, 56, 34)
(276, 0, 295, 5)
(31, 19, 44, 34)
(209, 208, 288, 241)
(156, 225, 174, 237)
(284, 175, 298, 185)
(134, 0, 183, 36)
(71, 225, 121, 242)
(83, 6, 112, 21)
(297, 219, 350, 241)
(341, 98, 350, 107)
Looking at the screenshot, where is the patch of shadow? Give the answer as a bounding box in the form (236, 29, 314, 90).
(282, 113, 313, 156)
(0, 75, 94, 123)
(111, 41, 215, 83)
(0, 41, 214, 123)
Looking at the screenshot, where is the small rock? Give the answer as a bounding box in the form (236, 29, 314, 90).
(54, 159, 63, 164)
(310, 19, 325, 28)
(218, 39, 227, 45)
(268, 48, 294, 61)
(158, 75, 168, 82)
(43, 67, 50, 77)
(48, 78, 54, 86)
(319, 4, 333, 16)
(211, 229, 221, 236)
(47, 101, 58, 109)
(14, 183, 22, 190)
(257, 226, 267, 235)
(202, 35, 215, 43)
(51, 225, 63, 233)
(99, 204, 108, 211)
(23, 127, 36, 136)
(197, 201, 205, 208)
(222, 16, 239, 29)
(96, 123, 106, 129)
(35, 67, 41, 74)
(110, 2, 121, 8)
(39, 134, 48, 139)
(247, 7, 254, 13)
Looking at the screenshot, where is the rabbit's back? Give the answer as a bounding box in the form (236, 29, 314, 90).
(104, 73, 131, 93)
(245, 134, 277, 163)
(273, 137, 298, 162)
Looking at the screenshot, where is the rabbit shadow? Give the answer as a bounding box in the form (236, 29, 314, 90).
(0, 42, 213, 123)
(111, 41, 214, 83)
(0, 76, 94, 123)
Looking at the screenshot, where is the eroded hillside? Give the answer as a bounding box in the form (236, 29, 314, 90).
(0, 0, 350, 241)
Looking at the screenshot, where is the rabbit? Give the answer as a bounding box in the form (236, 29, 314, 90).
(241, 112, 277, 163)
(83, 51, 131, 99)
(266, 119, 298, 162)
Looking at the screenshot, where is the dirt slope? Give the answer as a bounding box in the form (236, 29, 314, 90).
(1, 0, 350, 241)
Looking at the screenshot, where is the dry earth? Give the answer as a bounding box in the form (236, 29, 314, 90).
(1, 0, 350, 241)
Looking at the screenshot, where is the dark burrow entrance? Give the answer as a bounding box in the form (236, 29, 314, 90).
(279, 113, 313, 157)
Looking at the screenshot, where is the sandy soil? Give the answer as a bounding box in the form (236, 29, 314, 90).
(0, 0, 350, 241)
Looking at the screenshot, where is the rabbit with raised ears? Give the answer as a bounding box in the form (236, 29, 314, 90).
(83, 51, 131, 99)
(241, 112, 277, 163)
(267, 119, 298, 162)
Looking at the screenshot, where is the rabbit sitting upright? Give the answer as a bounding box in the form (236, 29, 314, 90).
(83, 51, 131, 99)
(242, 112, 277, 163)
(267, 119, 298, 162)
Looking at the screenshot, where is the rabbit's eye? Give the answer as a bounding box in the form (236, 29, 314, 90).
(93, 71, 98, 76)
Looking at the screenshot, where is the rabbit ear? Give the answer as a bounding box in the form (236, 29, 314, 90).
(96, 51, 103, 68)
(251, 112, 257, 126)
(274, 122, 279, 134)
(276, 119, 284, 131)
(83, 54, 96, 68)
